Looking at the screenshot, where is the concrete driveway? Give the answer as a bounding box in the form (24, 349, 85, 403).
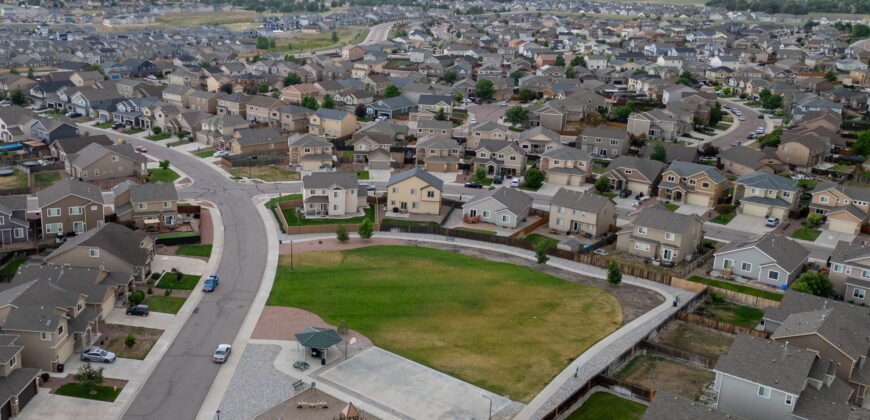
(815, 229, 856, 248)
(714, 214, 774, 234)
(60, 357, 144, 381)
(319, 347, 513, 419)
(104, 308, 176, 329)
(673, 204, 709, 216)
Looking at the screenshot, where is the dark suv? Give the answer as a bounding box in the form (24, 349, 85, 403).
(126, 305, 149, 316)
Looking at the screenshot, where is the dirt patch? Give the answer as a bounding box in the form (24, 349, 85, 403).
(199, 208, 214, 245)
(653, 321, 734, 358)
(617, 355, 714, 400)
(252, 306, 372, 356)
(100, 324, 163, 360)
(278, 237, 406, 254)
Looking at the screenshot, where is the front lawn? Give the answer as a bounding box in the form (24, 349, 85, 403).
(524, 233, 559, 249)
(175, 244, 212, 258)
(452, 227, 497, 235)
(148, 168, 180, 183)
(0, 258, 26, 275)
(565, 392, 646, 420)
(662, 203, 679, 212)
(283, 206, 374, 226)
(146, 133, 172, 141)
(142, 296, 187, 314)
(268, 246, 622, 402)
(54, 383, 122, 402)
(380, 218, 440, 227)
(156, 273, 201, 290)
(94, 122, 113, 129)
(193, 150, 214, 158)
(791, 228, 821, 241)
(829, 164, 855, 174)
(356, 170, 369, 180)
(687, 276, 782, 301)
(596, 191, 617, 198)
(34, 171, 61, 188)
(155, 231, 199, 239)
(227, 166, 300, 182)
(122, 128, 145, 135)
(710, 213, 735, 225)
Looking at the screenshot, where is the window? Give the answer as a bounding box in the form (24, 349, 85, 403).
(9, 355, 15, 366)
(723, 259, 734, 269)
(138, 203, 147, 210)
(758, 386, 771, 399)
(112, 155, 119, 162)
(863, 270, 870, 279)
(426, 190, 435, 198)
(833, 263, 842, 273)
(333, 191, 339, 198)
(752, 188, 759, 194)
(667, 176, 675, 182)
(13, 228, 23, 239)
(410, 189, 416, 195)
(637, 226, 647, 235)
(665, 232, 675, 240)
(785, 394, 794, 406)
(768, 271, 779, 281)
(558, 206, 564, 214)
(702, 182, 710, 188)
(391, 187, 397, 193)
(45, 223, 62, 234)
(741, 262, 752, 272)
(46, 208, 61, 217)
(412, 202, 419, 209)
(89, 249, 100, 257)
(854, 288, 866, 300)
(332, 205, 338, 211)
(782, 192, 791, 198)
(820, 196, 829, 203)
(501, 215, 509, 223)
(624, 169, 632, 175)
(163, 201, 171, 208)
(69, 206, 83, 215)
(610, 139, 618, 146)
(482, 210, 490, 218)
(556, 218, 563, 226)
(57, 325, 63, 335)
(40, 332, 51, 341)
(91, 206, 97, 211)
(634, 242, 651, 251)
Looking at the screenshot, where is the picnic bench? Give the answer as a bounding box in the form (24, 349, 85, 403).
(292, 380, 305, 390)
(293, 361, 310, 371)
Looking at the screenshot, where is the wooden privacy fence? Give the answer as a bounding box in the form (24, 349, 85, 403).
(177, 205, 202, 214)
(639, 340, 717, 369)
(509, 214, 549, 239)
(669, 277, 781, 309)
(677, 311, 769, 338)
(285, 224, 359, 235)
(539, 374, 654, 420)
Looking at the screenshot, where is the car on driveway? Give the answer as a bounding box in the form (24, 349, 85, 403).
(619, 188, 632, 198)
(134, 146, 147, 153)
(111, 123, 124, 130)
(510, 178, 520, 188)
(493, 174, 503, 184)
(203, 275, 219, 292)
(765, 217, 780, 227)
(213, 151, 229, 158)
(213, 344, 231, 363)
(126, 304, 149, 316)
(81, 348, 116, 363)
(464, 182, 483, 189)
(731, 141, 741, 147)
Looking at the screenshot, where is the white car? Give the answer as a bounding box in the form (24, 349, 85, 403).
(738, 116, 746, 121)
(213, 344, 232, 363)
(756, 127, 765, 134)
(510, 178, 520, 187)
(468, 117, 477, 124)
(213, 151, 229, 158)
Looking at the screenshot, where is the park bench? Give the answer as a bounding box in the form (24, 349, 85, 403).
(292, 380, 305, 391)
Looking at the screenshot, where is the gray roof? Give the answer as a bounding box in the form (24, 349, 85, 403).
(0, 368, 39, 407)
(464, 187, 532, 217)
(37, 179, 104, 207)
(715, 334, 817, 395)
(129, 182, 177, 203)
(720, 146, 776, 171)
(581, 125, 629, 141)
(642, 391, 744, 420)
(288, 133, 331, 148)
(792, 375, 854, 420)
(51, 135, 114, 155)
(813, 182, 870, 202)
(69, 142, 145, 169)
(302, 172, 358, 190)
(47, 222, 151, 267)
(605, 156, 665, 182)
(715, 233, 808, 274)
(417, 135, 457, 150)
(629, 202, 702, 234)
(665, 160, 726, 183)
(417, 119, 453, 130)
(763, 290, 848, 325)
(387, 167, 443, 191)
(313, 108, 350, 120)
(541, 146, 591, 161)
(417, 94, 452, 106)
(771, 304, 870, 360)
(518, 126, 560, 142)
(232, 127, 286, 146)
(550, 187, 613, 213)
(734, 171, 798, 192)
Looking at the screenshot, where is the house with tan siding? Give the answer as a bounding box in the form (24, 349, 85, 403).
(112, 182, 178, 230)
(732, 172, 799, 219)
(549, 188, 615, 238)
(540, 146, 592, 187)
(227, 127, 288, 155)
(604, 156, 665, 197)
(809, 183, 870, 235)
(658, 161, 728, 208)
(301, 172, 365, 217)
(616, 203, 704, 262)
(64, 143, 146, 181)
(308, 108, 357, 140)
(287, 133, 334, 171)
(415, 135, 464, 173)
(386, 168, 443, 215)
(42, 222, 154, 281)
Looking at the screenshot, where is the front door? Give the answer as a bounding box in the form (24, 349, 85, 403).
(469, 209, 477, 217)
(571, 221, 581, 232)
(164, 215, 175, 225)
(662, 248, 673, 261)
(73, 221, 85, 234)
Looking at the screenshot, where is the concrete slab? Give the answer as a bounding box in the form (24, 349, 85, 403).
(715, 214, 774, 234)
(104, 308, 176, 329)
(537, 183, 589, 196)
(816, 229, 856, 248)
(431, 171, 460, 184)
(59, 357, 144, 381)
(319, 347, 513, 420)
(369, 169, 392, 182)
(673, 204, 709, 216)
(150, 255, 209, 276)
(17, 391, 117, 420)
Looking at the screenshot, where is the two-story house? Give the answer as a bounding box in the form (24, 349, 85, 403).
(809, 183, 870, 235)
(415, 120, 453, 137)
(64, 143, 147, 181)
(540, 146, 592, 187)
(517, 126, 562, 155)
(616, 203, 704, 263)
(415, 135, 464, 173)
(308, 108, 358, 140)
(471, 140, 526, 178)
(468, 122, 510, 149)
(732, 172, 799, 219)
(0, 195, 30, 246)
(627, 108, 691, 141)
(549, 188, 615, 238)
(604, 156, 667, 197)
(196, 114, 248, 146)
(775, 133, 828, 173)
(226, 127, 288, 155)
(287, 133, 334, 171)
(37, 179, 104, 237)
(829, 241, 870, 299)
(270, 105, 312, 133)
(658, 161, 728, 208)
(112, 181, 178, 230)
(301, 172, 365, 217)
(386, 167, 443, 215)
(42, 222, 154, 281)
(579, 126, 630, 158)
(719, 146, 785, 177)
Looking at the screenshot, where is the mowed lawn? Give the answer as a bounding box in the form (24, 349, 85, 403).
(268, 246, 622, 402)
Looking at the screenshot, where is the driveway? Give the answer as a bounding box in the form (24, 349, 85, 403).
(708, 214, 774, 235)
(60, 357, 144, 382)
(104, 308, 176, 330)
(673, 204, 709, 216)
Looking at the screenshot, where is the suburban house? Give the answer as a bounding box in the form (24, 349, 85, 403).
(386, 167, 443, 215)
(604, 156, 666, 197)
(195, 114, 248, 146)
(719, 146, 784, 177)
(517, 126, 562, 155)
(226, 127, 288, 155)
(579, 126, 630, 158)
(415, 120, 452, 137)
(468, 122, 510, 149)
(829, 241, 870, 299)
(713, 334, 853, 420)
(41, 222, 154, 282)
(462, 188, 533, 229)
(415, 135, 464, 173)
(471, 140, 526, 178)
(50, 135, 114, 161)
(0, 195, 30, 246)
(642, 392, 736, 420)
(308, 108, 358, 139)
(731, 172, 799, 219)
(775, 134, 828, 172)
(287, 133, 334, 171)
(548, 188, 615, 238)
(616, 203, 704, 263)
(809, 183, 870, 235)
(37, 179, 105, 237)
(657, 161, 728, 208)
(539, 146, 592, 187)
(301, 172, 365, 217)
(270, 105, 312, 133)
(112, 181, 179, 230)
(64, 143, 147, 181)
(712, 233, 808, 289)
(279, 83, 320, 104)
(0, 337, 39, 419)
(627, 108, 691, 141)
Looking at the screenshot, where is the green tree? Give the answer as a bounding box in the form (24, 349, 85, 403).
(650, 141, 667, 162)
(128, 290, 145, 306)
(504, 105, 529, 127)
(523, 168, 545, 189)
(607, 258, 622, 287)
(472, 165, 486, 182)
(853, 129, 870, 157)
(571, 55, 586, 67)
(255, 36, 269, 49)
(383, 84, 400, 98)
(709, 105, 724, 127)
(474, 78, 495, 100)
(159, 159, 170, 170)
(269, 38, 277, 49)
(594, 175, 611, 193)
(675, 71, 693, 86)
(442, 70, 457, 84)
(759, 126, 784, 149)
(554, 54, 565, 67)
(533, 241, 550, 264)
(220, 83, 233, 94)
(564, 65, 574, 79)
(434, 108, 447, 121)
(610, 102, 636, 122)
(124, 333, 136, 349)
(74, 363, 104, 395)
(759, 89, 783, 109)
(8, 89, 25, 106)
(336, 225, 349, 242)
(791, 271, 834, 298)
(509, 71, 524, 84)
(8, 68, 18, 75)
(200, 60, 211, 68)
(300, 96, 319, 110)
(805, 213, 823, 229)
(151, 126, 162, 135)
(321, 94, 335, 109)
(824, 71, 837, 82)
(283, 72, 302, 86)
(331, 31, 339, 43)
(358, 219, 373, 239)
(26, 67, 33, 79)
(258, 83, 270, 93)
(518, 88, 536, 103)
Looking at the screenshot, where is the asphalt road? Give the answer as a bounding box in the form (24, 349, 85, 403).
(78, 125, 300, 420)
(711, 99, 767, 151)
(361, 21, 396, 45)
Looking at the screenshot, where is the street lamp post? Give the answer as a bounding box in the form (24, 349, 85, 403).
(480, 393, 492, 420)
(290, 240, 294, 271)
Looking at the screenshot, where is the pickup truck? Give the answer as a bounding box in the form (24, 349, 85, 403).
(203, 275, 219, 292)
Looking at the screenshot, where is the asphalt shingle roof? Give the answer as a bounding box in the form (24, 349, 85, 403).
(715, 334, 817, 395)
(37, 179, 104, 208)
(387, 167, 443, 191)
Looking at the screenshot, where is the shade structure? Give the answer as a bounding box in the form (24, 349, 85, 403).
(294, 327, 342, 349)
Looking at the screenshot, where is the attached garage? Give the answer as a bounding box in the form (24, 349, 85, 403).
(547, 172, 570, 186)
(686, 193, 711, 207)
(626, 181, 650, 196)
(741, 202, 769, 217)
(0, 399, 9, 420)
(17, 379, 37, 411)
(828, 218, 860, 235)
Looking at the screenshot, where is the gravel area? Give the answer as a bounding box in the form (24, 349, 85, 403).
(217, 344, 301, 420)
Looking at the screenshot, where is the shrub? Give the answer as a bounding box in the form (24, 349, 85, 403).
(124, 334, 136, 349)
(709, 292, 725, 303)
(336, 225, 349, 242)
(147, 287, 153, 295)
(150, 272, 160, 280)
(151, 126, 162, 135)
(40, 372, 50, 383)
(715, 204, 734, 214)
(128, 290, 145, 306)
(533, 241, 550, 264)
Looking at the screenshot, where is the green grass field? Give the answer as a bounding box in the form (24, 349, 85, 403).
(148, 168, 180, 183)
(565, 392, 646, 420)
(356, 170, 369, 180)
(155, 232, 199, 239)
(524, 233, 559, 249)
(34, 171, 61, 188)
(94, 122, 113, 129)
(156, 273, 201, 290)
(122, 128, 145, 135)
(711, 213, 735, 225)
(193, 150, 215, 158)
(662, 203, 679, 212)
(54, 383, 122, 402)
(268, 246, 622, 402)
(175, 244, 212, 258)
(791, 228, 821, 241)
(283, 206, 374, 226)
(0, 170, 29, 190)
(146, 133, 172, 141)
(143, 296, 187, 314)
(698, 301, 764, 328)
(688, 276, 782, 301)
(0, 258, 26, 275)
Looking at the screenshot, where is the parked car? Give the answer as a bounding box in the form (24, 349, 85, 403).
(747, 133, 755, 140)
(126, 304, 149, 316)
(81, 348, 116, 363)
(593, 249, 608, 256)
(756, 127, 765, 134)
(765, 217, 780, 227)
(359, 183, 376, 191)
(510, 178, 520, 188)
(203, 275, 219, 292)
(722, 104, 730, 109)
(758, 114, 764, 119)
(468, 117, 477, 124)
(134, 146, 147, 153)
(66, 112, 81, 118)
(619, 188, 632, 198)
(213, 151, 229, 158)
(493, 174, 504, 184)
(731, 141, 741, 147)
(213, 344, 231, 363)
(0, 100, 10, 106)
(464, 182, 483, 189)
(111, 123, 124, 130)
(738, 116, 746, 121)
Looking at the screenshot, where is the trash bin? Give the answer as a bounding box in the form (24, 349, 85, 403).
(56, 364, 64, 373)
(321, 358, 325, 366)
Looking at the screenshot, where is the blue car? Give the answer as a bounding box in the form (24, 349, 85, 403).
(203, 275, 219, 292)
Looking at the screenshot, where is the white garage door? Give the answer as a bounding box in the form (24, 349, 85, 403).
(828, 219, 859, 235)
(626, 181, 649, 195)
(741, 203, 768, 217)
(686, 193, 710, 207)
